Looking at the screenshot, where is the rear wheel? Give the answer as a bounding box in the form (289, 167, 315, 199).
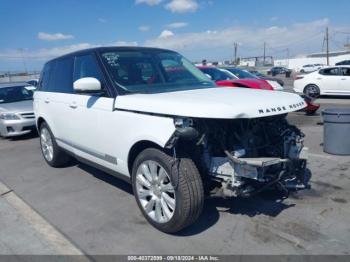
(39, 122, 72, 167)
(132, 148, 204, 233)
(304, 84, 320, 98)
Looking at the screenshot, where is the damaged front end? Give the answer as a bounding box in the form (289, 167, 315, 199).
(167, 114, 311, 198)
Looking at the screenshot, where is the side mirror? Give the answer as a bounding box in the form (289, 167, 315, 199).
(205, 74, 212, 80)
(73, 77, 101, 93)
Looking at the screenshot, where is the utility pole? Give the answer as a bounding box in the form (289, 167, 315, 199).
(234, 42, 238, 65)
(326, 27, 330, 66)
(18, 48, 28, 74)
(263, 42, 266, 65)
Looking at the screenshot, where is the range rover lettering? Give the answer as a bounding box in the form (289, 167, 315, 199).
(34, 47, 309, 233)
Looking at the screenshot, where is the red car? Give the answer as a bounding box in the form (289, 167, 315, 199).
(198, 66, 274, 90)
(198, 66, 320, 115)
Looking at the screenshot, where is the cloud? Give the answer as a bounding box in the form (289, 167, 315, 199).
(112, 41, 138, 46)
(158, 30, 175, 39)
(135, 0, 162, 6)
(0, 41, 138, 61)
(98, 18, 107, 23)
(166, 22, 188, 29)
(270, 17, 279, 22)
(165, 0, 199, 13)
(139, 25, 151, 32)
(38, 32, 74, 41)
(145, 19, 334, 58)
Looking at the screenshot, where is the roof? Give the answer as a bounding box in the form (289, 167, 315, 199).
(46, 46, 176, 64)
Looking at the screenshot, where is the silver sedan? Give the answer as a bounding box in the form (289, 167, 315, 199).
(0, 83, 36, 137)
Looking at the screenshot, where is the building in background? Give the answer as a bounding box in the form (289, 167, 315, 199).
(275, 50, 350, 72)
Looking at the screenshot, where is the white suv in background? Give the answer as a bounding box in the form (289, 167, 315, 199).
(34, 47, 309, 233)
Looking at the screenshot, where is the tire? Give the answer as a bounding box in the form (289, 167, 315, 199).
(132, 148, 204, 233)
(300, 69, 305, 73)
(39, 122, 72, 167)
(304, 84, 320, 98)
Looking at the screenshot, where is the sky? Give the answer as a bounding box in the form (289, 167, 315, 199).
(1, 0, 350, 71)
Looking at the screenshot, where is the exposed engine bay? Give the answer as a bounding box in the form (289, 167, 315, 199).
(168, 114, 310, 197)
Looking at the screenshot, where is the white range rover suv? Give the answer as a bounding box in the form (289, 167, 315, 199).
(34, 47, 309, 233)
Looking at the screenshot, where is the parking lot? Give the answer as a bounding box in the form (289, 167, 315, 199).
(0, 77, 350, 255)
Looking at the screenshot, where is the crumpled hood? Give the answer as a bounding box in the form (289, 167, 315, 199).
(0, 100, 33, 113)
(115, 87, 306, 119)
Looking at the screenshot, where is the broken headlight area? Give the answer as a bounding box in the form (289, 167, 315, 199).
(169, 114, 311, 198)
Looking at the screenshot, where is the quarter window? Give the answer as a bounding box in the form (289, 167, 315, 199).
(38, 62, 52, 91)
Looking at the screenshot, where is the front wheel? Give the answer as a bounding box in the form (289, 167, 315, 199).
(304, 84, 320, 98)
(132, 148, 204, 233)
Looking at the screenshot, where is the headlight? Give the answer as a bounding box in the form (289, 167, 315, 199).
(0, 113, 20, 120)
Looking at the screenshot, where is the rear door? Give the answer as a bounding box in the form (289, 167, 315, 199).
(46, 57, 75, 141)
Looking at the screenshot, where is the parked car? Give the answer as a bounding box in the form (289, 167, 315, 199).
(249, 70, 285, 87)
(34, 47, 309, 233)
(0, 83, 36, 137)
(294, 66, 350, 97)
(26, 79, 39, 87)
(197, 66, 274, 90)
(200, 66, 318, 114)
(300, 64, 324, 73)
(299, 94, 320, 115)
(335, 60, 350, 66)
(224, 67, 283, 91)
(269, 66, 291, 76)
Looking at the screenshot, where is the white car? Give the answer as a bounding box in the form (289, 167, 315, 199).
(34, 47, 309, 233)
(0, 83, 36, 137)
(294, 66, 350, 97)
(299, 64, 324, 73)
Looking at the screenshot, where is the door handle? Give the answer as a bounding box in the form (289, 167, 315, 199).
(341, 78, 346, 80)
(69, 102, 77, 109)
(44, 98, 50, 104)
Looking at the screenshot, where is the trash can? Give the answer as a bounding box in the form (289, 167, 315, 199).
(322, 108, 350, 155)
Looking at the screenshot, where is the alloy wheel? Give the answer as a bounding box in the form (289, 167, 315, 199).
(135, 160, 176, 223)
(40, 127, 54, 162)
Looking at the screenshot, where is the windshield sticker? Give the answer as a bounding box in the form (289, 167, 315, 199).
(103, 53, 120, 67)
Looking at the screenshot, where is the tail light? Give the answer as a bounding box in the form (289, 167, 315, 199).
(295, 76, 304, 80)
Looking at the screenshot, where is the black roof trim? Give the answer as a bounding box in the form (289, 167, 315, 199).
(45, 46, 176, 64)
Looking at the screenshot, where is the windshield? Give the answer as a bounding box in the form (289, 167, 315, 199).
(225, 68, 258, 79)
(100, 50, 215, 94)
(0, 85, 34, 104)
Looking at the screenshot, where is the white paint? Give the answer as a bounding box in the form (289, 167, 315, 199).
(35, 86, 305, 178)
(115, 87, 306, 119)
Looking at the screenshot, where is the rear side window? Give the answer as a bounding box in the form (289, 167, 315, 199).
(341, 67, 350, 76)
(319, 68, 340, 76)
(49, 57, 74, 93)
(38, 62, 52, 91)
(73, 54, 103, 82)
